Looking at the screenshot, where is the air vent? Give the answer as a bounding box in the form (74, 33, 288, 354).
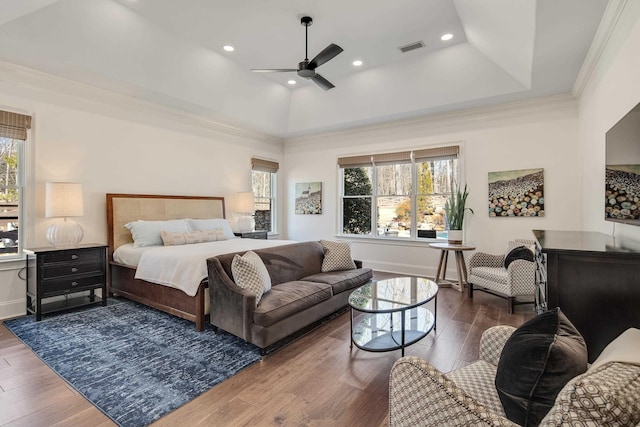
(399, 41, 425, 53)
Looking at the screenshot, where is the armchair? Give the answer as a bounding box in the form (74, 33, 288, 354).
(389, 326, 640, 426)
(467, 239, 535, 313)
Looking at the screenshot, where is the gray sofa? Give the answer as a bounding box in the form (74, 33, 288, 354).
(207, 241, 373, 353)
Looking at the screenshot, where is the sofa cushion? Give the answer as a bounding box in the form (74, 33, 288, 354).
(320, 240, 357, 272)
(495, 307, 588, 426)
(302, 268, 373, 295)
(254, 281, 332, 327)
(231, 251, 271, 305)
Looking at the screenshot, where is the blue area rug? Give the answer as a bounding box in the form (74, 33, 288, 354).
(4, 299, 261, 427)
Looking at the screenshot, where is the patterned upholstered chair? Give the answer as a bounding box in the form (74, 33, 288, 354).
(389, 326, 640, 426)
(467, 239, 536, 313)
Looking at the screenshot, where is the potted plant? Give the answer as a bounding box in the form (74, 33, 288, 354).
(444, 183, 473, 244)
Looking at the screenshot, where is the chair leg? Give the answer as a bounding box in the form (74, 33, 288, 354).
(468, 282, 474, 298)
(508, 297, 514, 314)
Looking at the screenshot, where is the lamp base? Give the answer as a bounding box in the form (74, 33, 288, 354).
(236, 216, 253, 233)
(47, 219, 84, 248)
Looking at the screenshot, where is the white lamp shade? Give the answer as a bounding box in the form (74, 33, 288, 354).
(236, 191, 255, 214)
(45, 182, 84, 218)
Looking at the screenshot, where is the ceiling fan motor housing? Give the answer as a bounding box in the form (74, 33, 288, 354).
(297, 61, 315, 78)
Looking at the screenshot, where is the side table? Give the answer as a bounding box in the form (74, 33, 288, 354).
(428, 242, 475, 292)
(233, 230, 268, 240)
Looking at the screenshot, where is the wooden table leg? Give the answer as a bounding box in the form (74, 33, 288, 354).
(453, 251, 465, 292)
(434, 250, 445, 282)
(442, 251, 449, 281)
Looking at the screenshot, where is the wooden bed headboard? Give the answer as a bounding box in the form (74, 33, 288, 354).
(106, 193, 225, 257)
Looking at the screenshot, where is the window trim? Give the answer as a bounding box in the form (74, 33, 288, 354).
(338, 145, 462, 242)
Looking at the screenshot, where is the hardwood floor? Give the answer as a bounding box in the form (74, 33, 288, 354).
(0, 272, 534, 426)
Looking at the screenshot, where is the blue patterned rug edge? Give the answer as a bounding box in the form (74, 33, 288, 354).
(4, 299, 261, 427)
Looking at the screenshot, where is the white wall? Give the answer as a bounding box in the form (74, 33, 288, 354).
(284, 95, 581, 277)
(0, 75, 284, 319)
(579, 0, 640, 242)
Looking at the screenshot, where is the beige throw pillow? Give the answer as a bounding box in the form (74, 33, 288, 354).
(231, 251, 271, 305)
(320, 240, 357, 272)
(160, 228, 226, 246)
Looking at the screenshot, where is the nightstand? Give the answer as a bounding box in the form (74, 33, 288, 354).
(24, 244, 108, 320)
(233, 230, 268, 240)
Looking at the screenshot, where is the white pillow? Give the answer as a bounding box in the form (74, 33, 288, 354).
(160, 229, 226, 246)
(124, 219, 190, 247)
(231, 251, 271, 306)
(320, 240, 357, 272)
(187, 218, 236, 240)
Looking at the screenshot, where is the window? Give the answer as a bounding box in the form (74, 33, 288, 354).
(251, 158, 279, 233)
(339, 146, 459, 240)
(0, 110, 31, 258)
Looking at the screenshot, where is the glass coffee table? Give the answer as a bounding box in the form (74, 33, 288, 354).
(348, 276, 438, 356)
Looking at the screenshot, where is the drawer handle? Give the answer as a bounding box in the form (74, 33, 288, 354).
(71, 267, 78, 273)
(71, 254, 79, 260)
(71, 281, 79, 287)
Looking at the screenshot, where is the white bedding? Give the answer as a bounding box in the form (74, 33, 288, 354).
(117, 239, 296, 296)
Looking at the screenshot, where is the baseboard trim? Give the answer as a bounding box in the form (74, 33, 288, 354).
(0, 298, 26, 321)
(363, 260, 459, 280)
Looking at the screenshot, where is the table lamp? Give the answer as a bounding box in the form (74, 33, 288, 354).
(235, 191, 255, 233)
(45, 182, 84, 248)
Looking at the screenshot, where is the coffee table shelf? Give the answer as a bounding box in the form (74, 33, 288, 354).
(349, 277, 438, 356)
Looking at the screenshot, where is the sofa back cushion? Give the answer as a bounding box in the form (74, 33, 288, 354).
(215, 241, 325, 286)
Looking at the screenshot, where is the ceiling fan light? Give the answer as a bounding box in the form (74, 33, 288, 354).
(441, 33, 453, 41)
(223, 45, 235, 52)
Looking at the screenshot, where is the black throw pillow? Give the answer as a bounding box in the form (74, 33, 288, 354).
(504, 245, 534, 269)
(495, 308, 588, 426)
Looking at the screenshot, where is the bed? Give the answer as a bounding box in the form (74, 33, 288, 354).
(107, 193, 293, 332)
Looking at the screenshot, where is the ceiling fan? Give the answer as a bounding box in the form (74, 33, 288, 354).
(251, 16, 343, 90)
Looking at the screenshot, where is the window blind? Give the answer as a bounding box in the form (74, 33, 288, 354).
(413, 146, 459, 161)
(0, 110, 32, 140)
(251, 158, 279, 173)
(338, 145, 459, 167)
(337, 155, 373, 168)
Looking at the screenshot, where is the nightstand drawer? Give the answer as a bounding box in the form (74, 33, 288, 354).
(41, 262, 104, 279)
(41, 275, 105, 296)
(40, 248, 103, 265)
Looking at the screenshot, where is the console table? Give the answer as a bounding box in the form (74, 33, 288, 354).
(533, 229, 640, 362)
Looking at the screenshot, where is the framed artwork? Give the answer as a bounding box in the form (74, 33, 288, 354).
(488, 168, 544, 217)
(295, 182, 322, 214)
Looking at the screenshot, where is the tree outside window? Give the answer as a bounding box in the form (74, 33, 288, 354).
(0, 137, 21, 256)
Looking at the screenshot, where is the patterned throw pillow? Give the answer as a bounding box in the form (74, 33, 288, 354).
(160, 228, 226, 246)
(231, 251, 271, 305)
(320, 240, 357, 272)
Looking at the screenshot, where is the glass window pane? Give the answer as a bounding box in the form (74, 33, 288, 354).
(416, 195, 447, 232)
(254, 198, 272, 232)
(421, 158, 458, 194)
(377, 196, 411, 238)
(343, 197, 372, 235)
(344, 167, 373, 196)
(1, 137, 20, 256)
(252, 170, 271, 198)
(376, 163, 412, 196)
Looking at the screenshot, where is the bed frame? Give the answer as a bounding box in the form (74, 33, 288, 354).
(106, 193, 225, 331)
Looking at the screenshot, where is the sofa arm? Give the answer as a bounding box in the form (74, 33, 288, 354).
(479, 326, 516, 366)
(469, 252, 505, 269)
(389, 356, 517, 427)
(506, 259, 536, 296)
(207, 257, 257, 341)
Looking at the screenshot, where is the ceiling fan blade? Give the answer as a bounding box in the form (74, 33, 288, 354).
(251, 69, 297, 73)
(308, 44, 343, 69)
(310, 73, 335, 91)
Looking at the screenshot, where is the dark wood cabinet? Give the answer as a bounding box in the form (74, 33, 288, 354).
(533, 230, 640, 362)
(24, 244, 108, 320)
(234, 230, 268, 240)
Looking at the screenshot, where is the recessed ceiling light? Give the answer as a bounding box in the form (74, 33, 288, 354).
(352, 60, 363, 67)
(288, 80, 296, 85)
(223, 45, 235, 52)
(441, 33, 453, 41)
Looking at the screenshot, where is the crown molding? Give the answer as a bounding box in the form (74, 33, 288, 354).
(0, 60, 284, 147)
(284, 94, 577, 149)
(573, 0, 630, 98)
